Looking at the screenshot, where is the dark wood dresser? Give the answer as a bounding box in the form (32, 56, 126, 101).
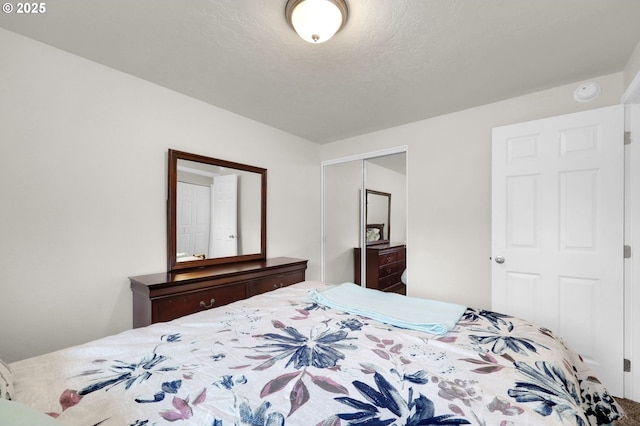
(130, 257, 307, 328)
(354, 243, 406, 295)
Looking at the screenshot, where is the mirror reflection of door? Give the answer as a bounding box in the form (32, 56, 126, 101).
(210, 174, 238, 258)
(177, 181, 211, 257)
(176, 161, 241, 262)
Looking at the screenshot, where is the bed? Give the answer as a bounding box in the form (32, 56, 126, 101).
(4, 281, 624, 425)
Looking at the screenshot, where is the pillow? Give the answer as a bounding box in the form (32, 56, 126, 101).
(0, 359, 13, 401)
(0, 399, 63, 425)
(366, 228, 380, 241)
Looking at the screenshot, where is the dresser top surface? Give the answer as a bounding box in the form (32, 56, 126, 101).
(357, 243, 405, 252)
(130, 257, 307, 287)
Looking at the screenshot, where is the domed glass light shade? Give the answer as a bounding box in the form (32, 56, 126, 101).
(285, 0, 348, 43)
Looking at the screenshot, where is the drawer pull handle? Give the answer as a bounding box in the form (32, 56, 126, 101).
(273, 283, 284, 289)
(200, 298, 216, 309)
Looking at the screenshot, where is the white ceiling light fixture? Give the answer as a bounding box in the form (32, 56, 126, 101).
(285, 0, 348, 44)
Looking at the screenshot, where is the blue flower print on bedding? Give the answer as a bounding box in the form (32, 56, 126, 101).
(210, 402, 285, 426)
(249, 319, 356, 416)
(252, 319, 357, 370)
(468, 325, 547, 356)
(134, 380, 182, 404)
(161, 333, 182, 343)
(462, 309, 549, 356)
(581, 388, 623, 425)
(460, 309, 511, 328)
(338, 318, 366, 331)
(239, 401, 285, 426)
(462, 309, 556, 338)
(335, 371, 471, 425)
(213, 374, 247, 390)
(508, 361, 587, 425)
(70, 333, 183, 400)
(78, 352, 178, 396)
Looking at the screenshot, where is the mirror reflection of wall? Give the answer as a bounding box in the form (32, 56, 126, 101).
(323, 160, 361, 284)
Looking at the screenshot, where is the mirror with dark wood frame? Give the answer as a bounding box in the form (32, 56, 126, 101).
(365, 189, 391, 245)
(167, 149, 267, 271)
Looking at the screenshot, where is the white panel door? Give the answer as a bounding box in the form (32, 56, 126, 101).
(210, 174, 238, 258)
(492, 105, 624, 395)
(176, 182, 211, 256)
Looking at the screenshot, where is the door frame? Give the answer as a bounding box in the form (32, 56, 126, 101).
(623, 78, 640, 400)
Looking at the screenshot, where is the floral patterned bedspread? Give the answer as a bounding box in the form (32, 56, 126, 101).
(11, 281, 623, 425)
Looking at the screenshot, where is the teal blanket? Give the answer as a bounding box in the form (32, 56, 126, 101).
(310, 283, 467, 335)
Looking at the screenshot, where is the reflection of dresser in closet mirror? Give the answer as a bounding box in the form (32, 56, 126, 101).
(354, 243, 406, 295)
(354, 188, 406, 294)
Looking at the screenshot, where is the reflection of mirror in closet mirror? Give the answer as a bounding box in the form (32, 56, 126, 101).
(365, 189, 391, 244)
(321, 149, 407, 285)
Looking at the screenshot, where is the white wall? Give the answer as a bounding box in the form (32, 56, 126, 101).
(624, 40, 640, 93)
(0, 28, 321, 363)
(320, 72, 624, 310)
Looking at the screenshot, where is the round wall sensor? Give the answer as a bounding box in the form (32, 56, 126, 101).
(573, 81, 601, 102)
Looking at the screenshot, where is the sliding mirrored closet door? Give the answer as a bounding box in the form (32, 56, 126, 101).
(323, 160, 362, 284)
(322, 148, 407, 289)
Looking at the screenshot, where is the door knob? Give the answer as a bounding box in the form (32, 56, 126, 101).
(494, 256, 505, 264)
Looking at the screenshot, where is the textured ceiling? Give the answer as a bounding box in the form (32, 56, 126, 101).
(1, 0, 640, 143)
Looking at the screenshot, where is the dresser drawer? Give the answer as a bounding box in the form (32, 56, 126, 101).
(153, 283, 246, 322)
(378, 252, 398, 266)
(385, 282, 406, 295)
(378, 262, 399, 278)
(367, 272, 401, 291)
(354, 244, 406, 295)
(397, 249, 406, 261)
(378, 273, 401, 290)
(247, 271, 305, 297)
(397, 260, 406, 273)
